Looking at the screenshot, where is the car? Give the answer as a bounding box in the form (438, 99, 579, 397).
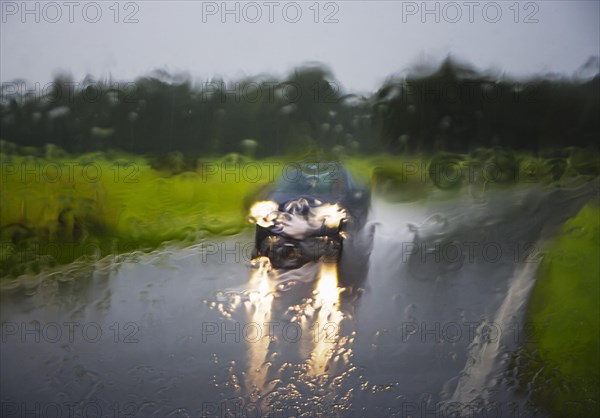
(248, 161, 370, 269)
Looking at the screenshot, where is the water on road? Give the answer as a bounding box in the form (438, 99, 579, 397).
(1, 183, 596, 417)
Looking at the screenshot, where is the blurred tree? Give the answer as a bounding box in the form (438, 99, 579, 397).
(1, 59, 597, 158)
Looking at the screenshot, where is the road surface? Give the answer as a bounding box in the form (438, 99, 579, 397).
(1, 182, 596, 417)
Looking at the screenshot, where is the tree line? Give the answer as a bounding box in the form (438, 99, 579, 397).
(1, 58, 598, 161)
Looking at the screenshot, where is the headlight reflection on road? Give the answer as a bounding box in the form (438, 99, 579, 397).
(307, 262, 344, 376)
(244, 259, 347, 401)
(245, 257, 275, 395)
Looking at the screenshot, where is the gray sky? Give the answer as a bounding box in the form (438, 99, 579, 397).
(1, 0, 599, 93)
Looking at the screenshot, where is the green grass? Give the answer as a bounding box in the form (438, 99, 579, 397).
(1, 148, 598, 278)
(0, 153, 272, 277)
(514, 204, 600, 417)
(350, 149, 600, 202)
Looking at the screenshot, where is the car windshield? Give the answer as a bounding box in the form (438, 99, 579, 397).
(275, 166, 346, 196)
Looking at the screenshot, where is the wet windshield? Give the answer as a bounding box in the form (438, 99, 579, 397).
(1, 2, 599, 417)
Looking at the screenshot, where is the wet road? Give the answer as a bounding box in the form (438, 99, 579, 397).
(1, 183, 596, 417)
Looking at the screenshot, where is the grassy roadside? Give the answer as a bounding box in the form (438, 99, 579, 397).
(349, 148, 600, 201)
(1, 147, 598, 278)
(513, 204, 600, 418)
(0, 152, 273, 277)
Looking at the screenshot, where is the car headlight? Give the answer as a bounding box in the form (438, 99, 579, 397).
(249, 200, 279, 228)
(309, 203, 347, 229)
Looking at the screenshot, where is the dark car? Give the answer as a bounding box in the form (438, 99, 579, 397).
(248, 161, 370, 269)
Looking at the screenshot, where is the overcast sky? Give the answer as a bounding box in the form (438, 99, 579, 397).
(1, 0, 599, 93)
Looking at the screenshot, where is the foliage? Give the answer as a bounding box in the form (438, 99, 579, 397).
(0, 150, 271, 277)
(373, 58, 599, 153)
(1, 65, 378, 157)
(2, 59, 597, 158)
(511, 205, 600, 418)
